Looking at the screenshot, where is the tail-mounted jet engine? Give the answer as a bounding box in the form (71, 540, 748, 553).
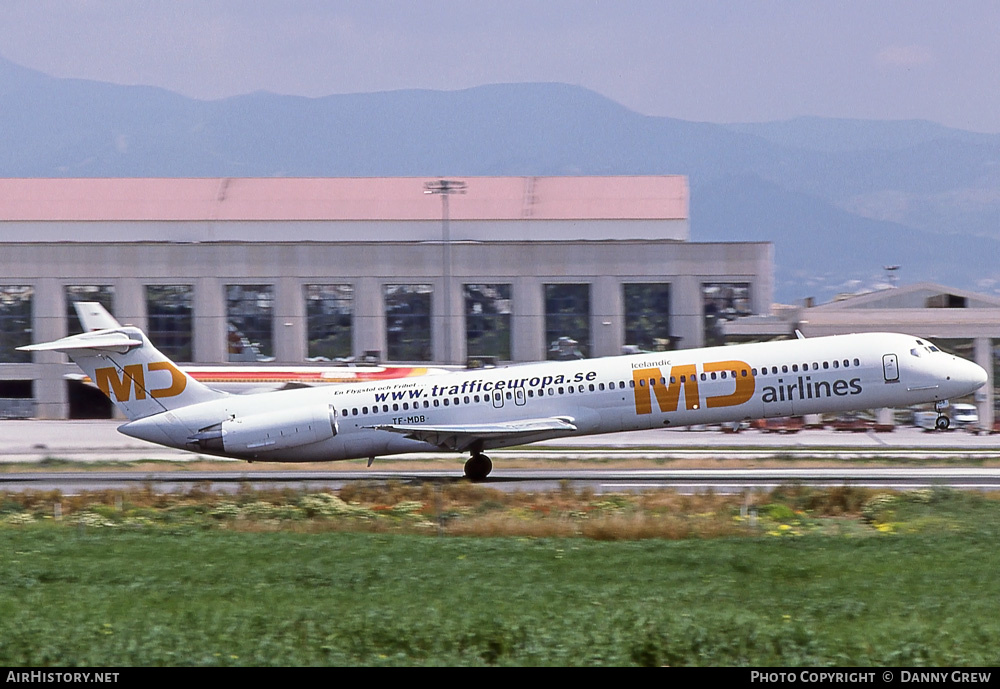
(189, 404, 338, 457)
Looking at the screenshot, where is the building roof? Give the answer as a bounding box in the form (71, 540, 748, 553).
(810, 282, 1000, 311)
(723, 282, 1000, 340)
(0, 176, 688, 222)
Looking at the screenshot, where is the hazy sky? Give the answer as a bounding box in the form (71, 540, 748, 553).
(2, 1, 999, 132)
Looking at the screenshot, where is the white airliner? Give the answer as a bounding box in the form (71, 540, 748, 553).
(70, 302, 451, 393)
(21, 327, 987, 480)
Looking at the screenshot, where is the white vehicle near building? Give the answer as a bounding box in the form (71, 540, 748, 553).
(950, 403, 980, 428)
(913, 403, 979, 431)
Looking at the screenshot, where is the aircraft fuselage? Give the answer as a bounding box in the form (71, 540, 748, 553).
(118, 332, 987, 462)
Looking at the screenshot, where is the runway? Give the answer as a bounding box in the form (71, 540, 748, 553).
(4, 467, 1000, 495)
(4, 419, 1000, 463)
(2, 420, 1000, 494)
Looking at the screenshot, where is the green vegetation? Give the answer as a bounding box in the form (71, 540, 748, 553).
(1, 484, 999, 666)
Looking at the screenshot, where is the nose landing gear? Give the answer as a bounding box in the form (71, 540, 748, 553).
(934, 401, 951, 431)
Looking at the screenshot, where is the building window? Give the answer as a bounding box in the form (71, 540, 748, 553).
(385, 284, 432, 361)
(464, 284, 511, 361)
(226, 284, 273, 361)
(624, 283, 673, 351)
(545, 283, 590, 359)
(146, 285, 193, 361)
(0, 286, 32, 363)
(66, 285, 114, 335)
(702, 283, 751, 347)
(306, 284, 353, 360)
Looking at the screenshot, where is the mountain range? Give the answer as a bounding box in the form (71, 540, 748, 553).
(3, 55, 999, 303)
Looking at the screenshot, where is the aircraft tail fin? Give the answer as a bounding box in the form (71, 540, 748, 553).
(19, 327, 226, 420)
(73, 301, 123, 331)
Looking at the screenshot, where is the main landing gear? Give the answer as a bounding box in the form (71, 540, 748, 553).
(464, 452, 493, 482)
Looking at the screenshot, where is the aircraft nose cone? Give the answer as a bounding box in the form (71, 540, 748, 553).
(972, 361, 989, 388)
(954, 359, 988, 394)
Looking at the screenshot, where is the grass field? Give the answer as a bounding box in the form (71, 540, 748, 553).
(2, 484, 1000, 666)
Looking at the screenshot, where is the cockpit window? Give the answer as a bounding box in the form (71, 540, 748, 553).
(911, 348, 922, 357)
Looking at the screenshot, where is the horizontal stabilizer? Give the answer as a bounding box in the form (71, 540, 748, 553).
(368, 417, 577, 452)
(18, 330, 142, 354)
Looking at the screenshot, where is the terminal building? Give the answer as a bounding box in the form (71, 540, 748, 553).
(0, 176, 773, 419)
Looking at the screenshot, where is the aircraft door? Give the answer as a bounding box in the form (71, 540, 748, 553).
(492, 390, 504, 408)
(515, 388, 526, 406)
(883, 354, 899, 382)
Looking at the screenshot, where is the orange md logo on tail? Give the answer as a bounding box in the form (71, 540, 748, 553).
(94, 361, 187, 401)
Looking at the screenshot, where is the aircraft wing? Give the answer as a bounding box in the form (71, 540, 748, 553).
(367, 417, 578, 452)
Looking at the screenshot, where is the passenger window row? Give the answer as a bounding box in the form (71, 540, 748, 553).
(340, 379, 638, 417)
(753, 358, 860, 376)
(633, 358, 863, 389)
(636, 369, 750, 388)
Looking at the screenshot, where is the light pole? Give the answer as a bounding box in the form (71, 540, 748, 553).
(424, 179, 466, 364)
